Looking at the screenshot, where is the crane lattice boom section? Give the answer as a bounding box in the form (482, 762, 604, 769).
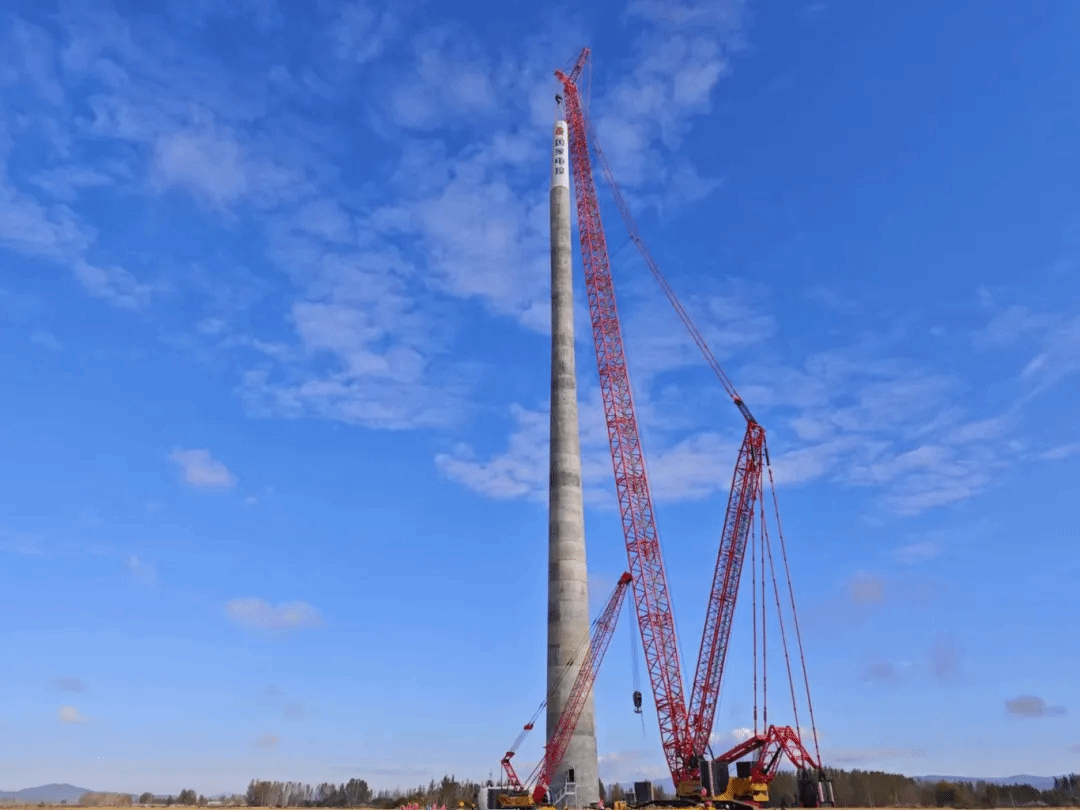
(688, 422, 765, 755)
(556, 51, 694, 783)
(529, 572, 633, 803)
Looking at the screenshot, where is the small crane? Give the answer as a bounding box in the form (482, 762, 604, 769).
(497, 573, 633, 808)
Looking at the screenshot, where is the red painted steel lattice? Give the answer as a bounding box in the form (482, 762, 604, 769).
(556, 51, 694, 784)
(556, 45, 826, 798)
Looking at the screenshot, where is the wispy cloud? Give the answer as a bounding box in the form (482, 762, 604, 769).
(1040, 442, 1080, 461)
(225, 598, 323, 633)
(1005, 695, 1067, 718)
(169, 448, 237, 490)
(1, 1, 1060, 519)
(974, 291, 1080, 400)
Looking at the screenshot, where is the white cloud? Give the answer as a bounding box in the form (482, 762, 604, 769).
(439, 324, 1023, 515)
(435, 389, 744, 509)
(73, 260, 153, 310)
(153, 127, 248, 206)
(333, 1, 398, 65)
(591, 0, 745, 187)
(708, 726, 755, 750)
(0, 182, 92, 260)
(1041, 442, 1080, 461)
(5, 0, 752, 437)
(225, 598, 323, 632)
(974, 296, 1080, 399)
(57, 706, 88, 724)
(169, 448, 237, 490)
(597, 748, 669, 784)
(385, 26, 496, 130)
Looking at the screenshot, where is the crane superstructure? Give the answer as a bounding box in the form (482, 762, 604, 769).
(554, 48, 834, 808)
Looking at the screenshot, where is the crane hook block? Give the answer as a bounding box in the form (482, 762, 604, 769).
(633, 690, 643, 713)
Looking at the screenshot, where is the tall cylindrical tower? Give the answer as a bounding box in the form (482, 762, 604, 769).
(546, 117, 599, 809)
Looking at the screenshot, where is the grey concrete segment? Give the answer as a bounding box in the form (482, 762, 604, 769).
(546, 177, 599, 810)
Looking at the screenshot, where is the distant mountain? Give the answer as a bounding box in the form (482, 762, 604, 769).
(0, 784, 92, 803)
(918, 775, 1057, 791)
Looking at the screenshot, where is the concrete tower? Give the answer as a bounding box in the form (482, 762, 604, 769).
(546, 118, 599, 809)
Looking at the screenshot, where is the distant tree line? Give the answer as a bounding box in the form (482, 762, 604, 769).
(232, 771, 1079, 809)
(131, 790, 211, 806)
(242, 776, 483, 808)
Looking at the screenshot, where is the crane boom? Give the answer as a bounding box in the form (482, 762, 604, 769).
(556, 50, 694, 783)
(580, 78, 769, 761)
(687, 423, 764, 756)
(500, 573, 633, 803)
(528, 572, 632, 803)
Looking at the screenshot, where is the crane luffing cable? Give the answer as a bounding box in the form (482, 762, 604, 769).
(555, 45, 826, 792)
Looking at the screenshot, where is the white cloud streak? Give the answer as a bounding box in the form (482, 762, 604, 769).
(169, 448, 237, 490)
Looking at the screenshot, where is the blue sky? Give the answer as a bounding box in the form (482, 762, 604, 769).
(2, 0, 1079, 797)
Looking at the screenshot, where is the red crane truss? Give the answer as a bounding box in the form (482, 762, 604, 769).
(555, 52, 694, 783)
(500, 573, 634, 803)
(582, 104, 770, 762)
(556, 46, 824, 794)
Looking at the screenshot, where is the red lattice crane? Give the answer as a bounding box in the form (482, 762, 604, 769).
(555, 47, 831, 805)
(500, 573, 633, 804)
(555, 52, 694, 786)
